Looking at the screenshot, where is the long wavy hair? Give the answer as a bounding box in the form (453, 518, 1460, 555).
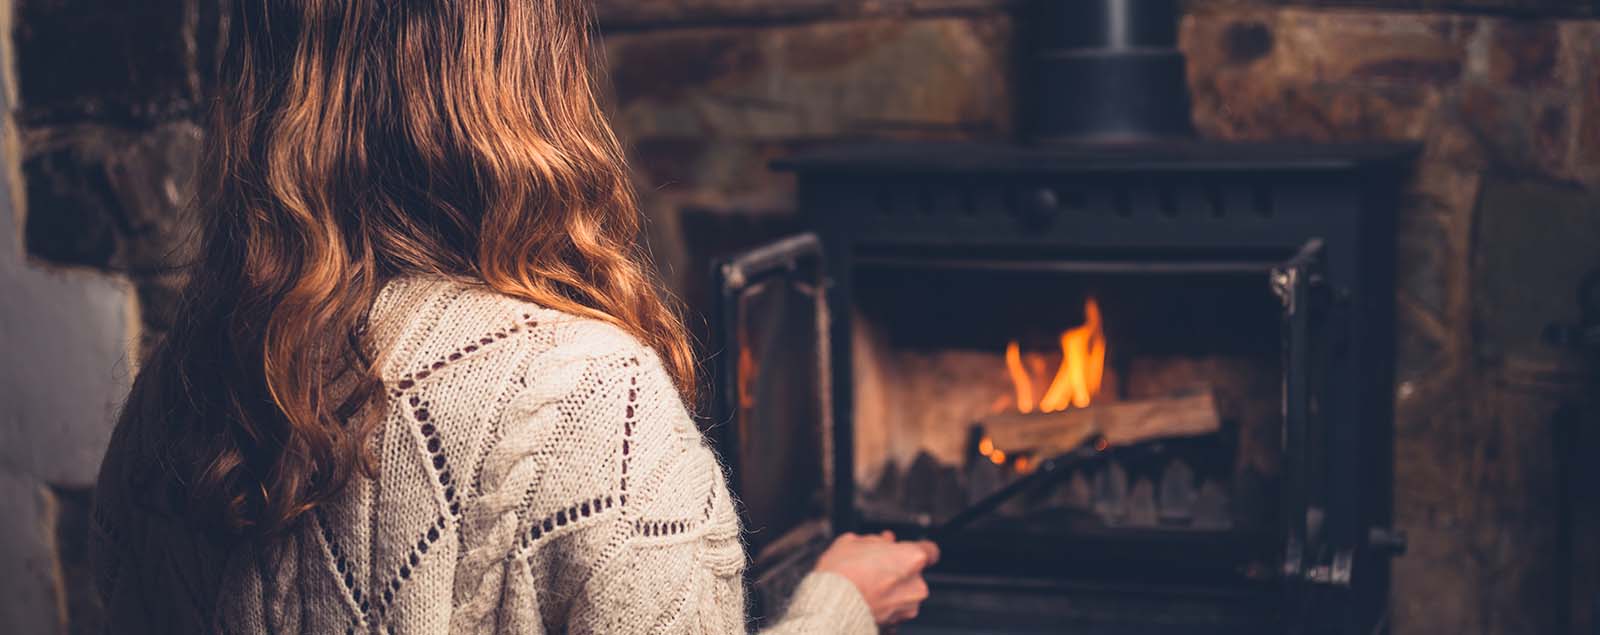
(128, 0, 693, 538)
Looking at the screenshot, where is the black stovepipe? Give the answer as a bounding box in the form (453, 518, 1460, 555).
(1022, 0, 1194, 143)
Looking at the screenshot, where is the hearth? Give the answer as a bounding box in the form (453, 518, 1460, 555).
(710, 140, 1414, 635)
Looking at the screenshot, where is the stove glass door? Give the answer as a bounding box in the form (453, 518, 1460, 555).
(711, 233, 836, 617)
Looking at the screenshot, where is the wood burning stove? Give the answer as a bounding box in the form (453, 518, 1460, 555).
(710, 140, 1416, 634)
(707, 3, 1415, 632)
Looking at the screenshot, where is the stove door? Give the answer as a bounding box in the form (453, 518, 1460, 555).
(1273, 239, 1339, 633)
(711, 233, 836, 616)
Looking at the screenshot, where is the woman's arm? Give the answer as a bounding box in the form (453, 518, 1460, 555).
(473, 328, 879, 634)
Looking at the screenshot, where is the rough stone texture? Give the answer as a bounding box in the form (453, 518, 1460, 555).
(606, 16, 1012, 140)
(11, 0, 210, 356)
(2, 4, 140, 634)
(0, 473, 60, 635)
(49, 487, 101, 635)
(595, 0, 1599, 27)
(1196, 0, 1596, 16)
(596, 0, 1008, 29)
(1184, 6, 1598, 633)
(2, 1, 187, 633)
(21, 123, 203, 355)
(11, 0, 226, 126)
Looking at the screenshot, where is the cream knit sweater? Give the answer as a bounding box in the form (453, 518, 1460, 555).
(90, 275, 875, 634)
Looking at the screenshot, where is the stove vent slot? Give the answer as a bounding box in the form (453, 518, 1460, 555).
(1252, 185, 1277, 218)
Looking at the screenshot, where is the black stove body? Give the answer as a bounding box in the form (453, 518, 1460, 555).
(711, 140, 1415, 634)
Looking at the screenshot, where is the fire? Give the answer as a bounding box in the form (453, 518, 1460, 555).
(978, 300, 1108, 473)
(1004, 341, 1036, 413)
(1006, 298, 1107, 414)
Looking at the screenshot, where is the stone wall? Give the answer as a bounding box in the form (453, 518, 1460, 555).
(0, 0, 141, 632)
(1183, 8, 1600, 632)
(1, 1, 1595, 633)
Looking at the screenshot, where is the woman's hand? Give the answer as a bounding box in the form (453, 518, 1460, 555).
(812, 531, 940, 625)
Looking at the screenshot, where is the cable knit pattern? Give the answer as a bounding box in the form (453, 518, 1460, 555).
(90, 275, 875, 635)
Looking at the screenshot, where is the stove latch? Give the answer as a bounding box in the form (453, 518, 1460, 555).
(1299, 527, 1407, 588)
(1304, 549, 1353, 587)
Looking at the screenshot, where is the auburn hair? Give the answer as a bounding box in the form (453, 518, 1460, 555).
(131, 0, 694, 538)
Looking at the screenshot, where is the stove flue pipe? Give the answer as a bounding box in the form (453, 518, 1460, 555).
(1022, 0, 1196, 143)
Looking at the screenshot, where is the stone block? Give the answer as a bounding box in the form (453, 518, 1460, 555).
(1487, 19, 1561, 88)
(0, 472, 63, 635)
(50, 486, 103, 635)
(605, 16, 1012, 141)
(3, 147, 138, 486)
(13, 0, 199, 124)
(1456, 81, 1574, 176)
(21, 122, 201, 355)
(1472, 178, 1600, 363)
(1394, 208, 1456, 380)
(1267, 8, 1471, 86)
(596, 0, 1005, 29)
(22, 144, 122, 269)
(0, 259, 136, 486)
(633, 138, 803, 203)
(1393, 385, 1476, 526)
(1393, 377, 1568, 634)
(1236, 0, 1595, 17)
(1183, 9, 1452, 141)
(22, 122, 202, 273)
(1389, 523, 1481, 634)
(1565, 22, 1600, 180)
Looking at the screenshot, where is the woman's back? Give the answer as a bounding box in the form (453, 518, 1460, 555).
(92, 276, 872, 634)
(87, 1, 935, 631)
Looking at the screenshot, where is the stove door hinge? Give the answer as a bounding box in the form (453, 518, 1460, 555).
(719, 233, 823, 292)
(1271, 238, 1327, 315)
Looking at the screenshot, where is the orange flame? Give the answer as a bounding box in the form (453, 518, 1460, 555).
(1004, 341, 1036, 414)
(1006, 298, 1107, 414)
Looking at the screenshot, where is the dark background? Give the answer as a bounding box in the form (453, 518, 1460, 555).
(2, 0, 1597, 633)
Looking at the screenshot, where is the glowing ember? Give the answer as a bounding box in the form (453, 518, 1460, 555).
(977, 435, 1009, 466)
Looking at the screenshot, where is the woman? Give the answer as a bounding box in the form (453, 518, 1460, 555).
(88, 1, 936, 633)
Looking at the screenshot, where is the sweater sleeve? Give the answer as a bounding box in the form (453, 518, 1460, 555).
(487, 328, 873, 635)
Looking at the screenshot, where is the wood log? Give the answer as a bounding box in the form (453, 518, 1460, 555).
(976, 390, 1221, 457)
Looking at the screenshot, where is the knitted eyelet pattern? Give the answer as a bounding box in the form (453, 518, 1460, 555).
(511, 356, 641, 553)
(318, 313, 536, 633)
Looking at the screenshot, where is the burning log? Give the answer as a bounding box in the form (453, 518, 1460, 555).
(975, 389, 1221, 459)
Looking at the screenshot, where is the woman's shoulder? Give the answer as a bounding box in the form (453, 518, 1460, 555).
(371, 271, 693, 491)
(364, 271, 684, 415)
